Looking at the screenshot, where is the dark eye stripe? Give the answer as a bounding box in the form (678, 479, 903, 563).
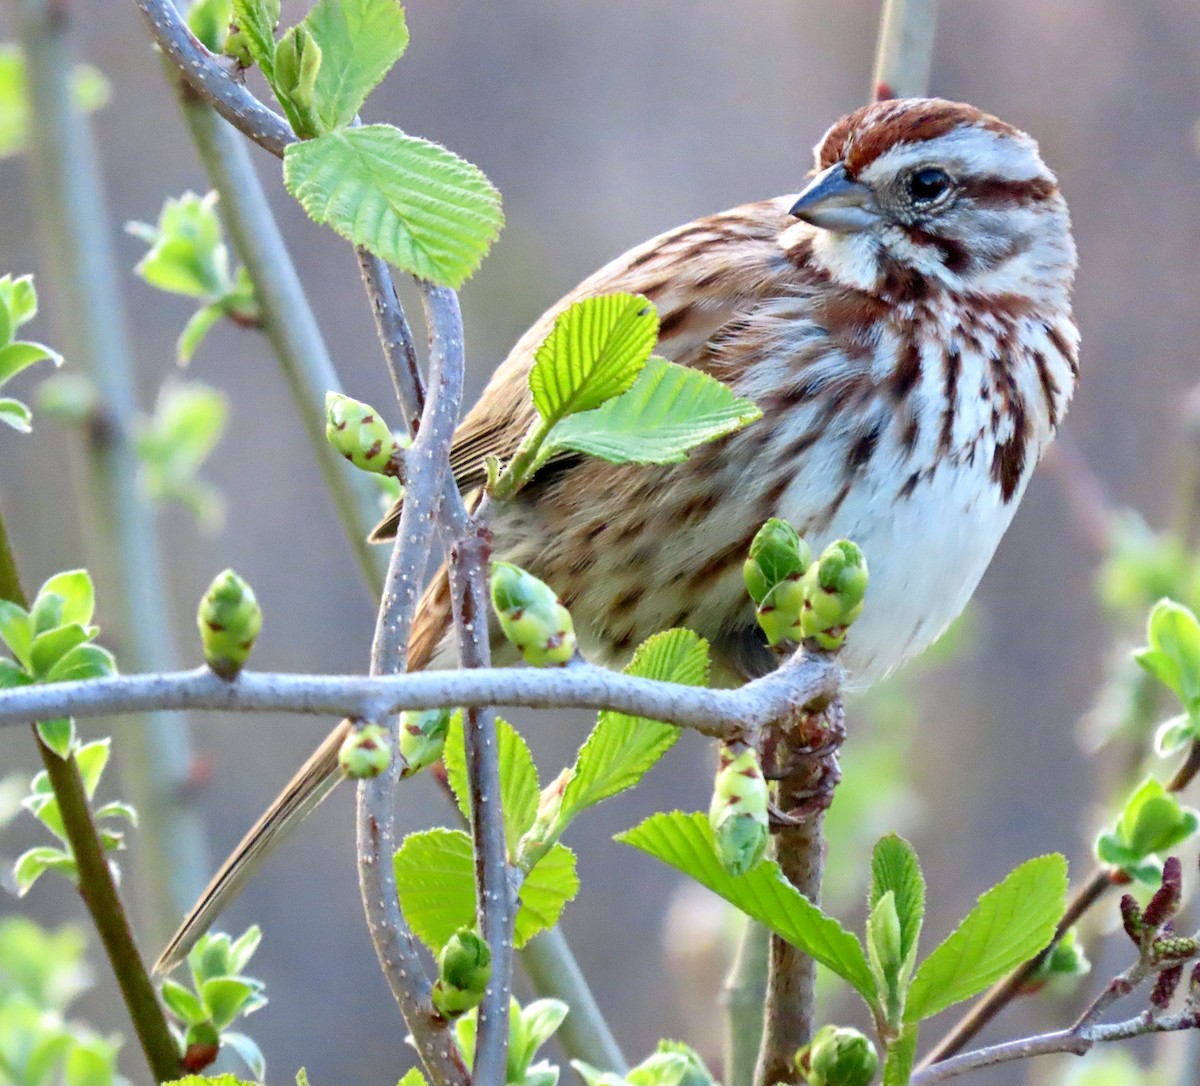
(957, 176, 1058, 207)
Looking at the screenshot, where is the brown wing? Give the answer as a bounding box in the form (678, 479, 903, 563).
(369, 196, 798, 542)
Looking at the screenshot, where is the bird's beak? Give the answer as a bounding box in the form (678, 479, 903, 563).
(789, 163, 879, 233)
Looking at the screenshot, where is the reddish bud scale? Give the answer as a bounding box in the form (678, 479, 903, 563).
(1120, 894, 1144, 945)
(1144, 856, 1183, 928)
(1151, 963, 1185, 1012)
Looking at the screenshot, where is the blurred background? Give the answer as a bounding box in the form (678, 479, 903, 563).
(1, 1, 1199, 1084)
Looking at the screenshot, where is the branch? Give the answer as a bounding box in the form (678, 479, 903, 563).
(10, 0, 210, 945)
(0, 495, 181, 1082)
(0, 655, 839, 737)
(174, 81, 387, 595)
(870, 0, 938, 101)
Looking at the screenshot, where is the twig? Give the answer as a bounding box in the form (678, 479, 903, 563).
(870, 0, 938, 101)
(0, 655, 840, 736)
(355, 285, 465, 1085)
(10, 0, 210, 945)
(722, 921, 770, 1086)
(174, 83, 387, 595)
(0, 495, 182, 1082)
(357, 250, 426, 431)
(921, 740, 1200, 1068)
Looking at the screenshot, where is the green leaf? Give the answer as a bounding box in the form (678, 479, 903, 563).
(618, 811, 875, 1000)
(0, 341, 61, 386)
(0, 657, 32, 688)
(529, 294, 658, 427)
(95, 799, 138, 826)
(542, 356, 761, 466)
(0, 599, 32, 667)
(177, 304, 225, 366)
(160, 978, 208, 1024)
(38, 570, 95, 626)
(222, 1031, 266, 1082)
(1136, 599, 1200, 713)
(870, 834, 925, 966)
(188, 0, 233, 51)
(229, 925, 263, 973)
(13, 844, 76, 894)
(164, 1077, 259, 1086)
(231, 0, 279, 79)
(0, 398, 32, 432)
(36, 717, 75, 759)
(201, 976, 255, 1030)
(394, 828, 578, 952)
(30, 623, 92, 678)
(560, 629, 709, 822)
(283, 125, 503, 288)
(46, 643, 117, 684)
(905, 854, 1068, 1021)
(397, 1069, 429, 1086)
(30, 591, 64, 635)
(73, 738, 111, 798)
(443, 714, 540, 852)
(300, 0, 408, 131)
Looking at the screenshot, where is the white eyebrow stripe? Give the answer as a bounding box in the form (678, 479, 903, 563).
(858, 125, 1048, 185)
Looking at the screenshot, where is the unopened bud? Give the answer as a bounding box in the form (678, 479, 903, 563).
(431, 928, 492, 1018)
(744, 518, 810, 606)
(274, 24, 323, 137)
(800, 540, 868, 650)
(867, 891, 904, 1014)
(397, 708, 452, 778)
(1120, 894, 1145, 945)
(338, 723, 392, 779)
(708, 744, 768, 876)
(1153, 936, 1199, 962)
(1144, 856, 1184, 928)
(797, 1025, 879, 1086)
(197, 569, 262, 680)
(755, 577, 806, 646)
(490, 562, 576, 666)
(325, 392, 407, 477)
(1151, 963, 1185, 1012)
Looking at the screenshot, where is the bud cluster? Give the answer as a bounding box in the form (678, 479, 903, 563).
(491, 562, 577, 667)
(432, 928, 492, 1019)
(795, 1025, 878, 1086)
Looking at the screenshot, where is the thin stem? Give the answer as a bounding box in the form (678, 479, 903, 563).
(356, 249, 426, 431)
(0, 654, 840, 736)
(0, 496, 181, 1083)
(870, 0, 938, 101)
(722, 920, 770, 1086)
(174, 82, 387, 595)
(11, 0, 209, 942)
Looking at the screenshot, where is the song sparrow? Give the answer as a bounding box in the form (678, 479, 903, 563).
(157, 97, 1078, 970)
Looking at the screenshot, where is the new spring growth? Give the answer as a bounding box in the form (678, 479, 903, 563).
(432, 928, 492, 1019)
(708, 743, 769, 876)
(795, 1026, 878, 1086)
(801, 540, 868, 650)
(745, 518, 812, 646)
(396, 707, 452, 778)
(274, 24, 323, 138)
(324, 392, 409, 478)
(491, 562, 577, 666)
(224, 0, 278, 66)
(197, 569, 262, 680)
(338, 723, 392, 779)
(867, 890, 905, 1023)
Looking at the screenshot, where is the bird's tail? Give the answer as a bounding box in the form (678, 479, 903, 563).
(153, 567, 454, 974)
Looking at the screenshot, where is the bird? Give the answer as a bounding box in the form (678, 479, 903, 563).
(156, 96, 1078, 972)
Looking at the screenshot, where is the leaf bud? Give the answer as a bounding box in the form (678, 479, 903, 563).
(338, 723, 392, 779)
(797, 1025, 879, 1086)
(197, 569, 262, 680)
(744, 518, 810, 606)
(324, 392, 407, 477)
(755, 576, 806, 647)
(867, 890, 904, 1015)
(1143, 855, 1184, 928)
(431, 928, 492, 1019)
(708, 744, 769, 876)
(274, 24, 323, 137)
(800, 540, 868, 650)
(398, 708, 452, 778)
(490, 562, 576, 667)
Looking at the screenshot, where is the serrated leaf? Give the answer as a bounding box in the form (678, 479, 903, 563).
(231, 0, 279, 79)
(618, 811, 875, 1000)
(13, 845, 75, 894)
(542, 356, 761, 466)
(36, 717, 75, 759)
(870, 834, 925, 965)
(905, 854, 1068, 1022)
(46, 643, 116, 684)
(301, 0, 408, 131)
(529, 294, 658, 425)
(394, 828, 577, 952)
(561, 629, 709, 822)
(0, 398, 32, 432)
(443, 714, 540, 852)
(160, 978, 207, 1024)
(222, 1031, 266, 1082)
(284, 126, 503, 288)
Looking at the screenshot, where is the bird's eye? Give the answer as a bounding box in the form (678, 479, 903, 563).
(907, 167, 952, 204)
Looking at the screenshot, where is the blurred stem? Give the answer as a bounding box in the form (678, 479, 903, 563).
(722, 919, 769, 1086)
(10, 0, 208, 943)
(171, 77, 387, 596)
(870, 0, 938, 100)
(0, 493, 181, 1083)
(522, 928, 627, 1073)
